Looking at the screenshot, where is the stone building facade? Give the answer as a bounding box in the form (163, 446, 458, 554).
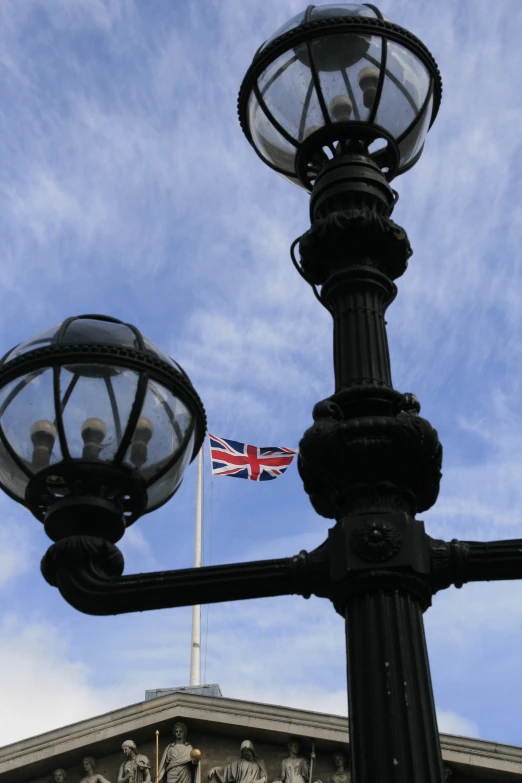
(0, 690, 521, 783)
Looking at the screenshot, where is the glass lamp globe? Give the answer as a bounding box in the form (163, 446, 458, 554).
(238, 3, 442, 189)
(0, 315, 206, 542)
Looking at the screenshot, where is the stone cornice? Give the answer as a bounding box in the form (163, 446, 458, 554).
(1, 692, 521, 780)
(440, 733, 522, 780)
(0, 694, 348, 776)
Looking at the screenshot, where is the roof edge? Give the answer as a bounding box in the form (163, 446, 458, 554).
(1, 692, 521, 777)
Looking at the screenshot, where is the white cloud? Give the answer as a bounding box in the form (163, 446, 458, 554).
(0, 517, 33, 589)
(0, 601, 484, 748)
(227, 685, 349, 720)
(437, 710, 480, 739)
(0, 617, 125, 745)
(120, 525, 161, 571)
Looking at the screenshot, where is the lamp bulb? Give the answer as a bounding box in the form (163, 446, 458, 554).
(135, 416, 154, 444)
(358, 66, 380, 109)
(30, 419, 57, 448)
(81, 417, 107, 460)
(329, 95, 353, 122)
(81, 417, 107, 444)
(30, 420, 57, 470)
(130, 416, 154, 469)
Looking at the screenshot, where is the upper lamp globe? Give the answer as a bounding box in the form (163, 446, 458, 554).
(238, 3, 442, 190)
(0, 315, 206, 543)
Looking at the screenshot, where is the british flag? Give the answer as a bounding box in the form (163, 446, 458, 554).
(209, 434, 297, 481)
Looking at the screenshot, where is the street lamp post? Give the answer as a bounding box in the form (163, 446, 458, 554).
(1, 5, 522, 783)
(238, 6, 444, 780)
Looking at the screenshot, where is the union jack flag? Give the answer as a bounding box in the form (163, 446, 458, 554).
(209, 434, 297, 481)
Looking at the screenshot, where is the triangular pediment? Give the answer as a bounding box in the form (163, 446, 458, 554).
(0, 692, 521, 782)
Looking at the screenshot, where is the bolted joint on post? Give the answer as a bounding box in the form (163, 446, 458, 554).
(327, 513, 432, 616)
(329, 512, 431, 577)
(326, 512, 433, 614)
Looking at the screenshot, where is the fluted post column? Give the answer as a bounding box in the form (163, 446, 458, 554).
(345, 584, 444, 783)
(322, 266, 395, 391)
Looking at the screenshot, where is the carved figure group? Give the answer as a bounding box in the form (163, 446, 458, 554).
(48, 724, 349, 783)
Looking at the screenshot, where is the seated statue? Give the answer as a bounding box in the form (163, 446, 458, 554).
(278, 740, 309, 783)
(118, 740, 151, 783)
(208, 740, 267, 783)
(81, 756, 112, 783)
(328, 753, 349, 783)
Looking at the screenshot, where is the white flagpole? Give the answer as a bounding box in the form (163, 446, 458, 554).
(190, 446, 204, 686)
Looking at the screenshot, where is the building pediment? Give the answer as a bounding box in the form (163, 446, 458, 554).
(0, 692, 521, 782)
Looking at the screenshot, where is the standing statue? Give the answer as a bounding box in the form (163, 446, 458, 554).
(208, 740, 267, 783)
(80, 756, 112, 783)
(328, 753, 349, 783)
(52, 771, 67, 783)
(158, 721, 201, 783)
(278, 740, 309, 783)
(117, 740, 152, 783)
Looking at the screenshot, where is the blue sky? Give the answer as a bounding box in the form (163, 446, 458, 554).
(1, 0, 522, 752)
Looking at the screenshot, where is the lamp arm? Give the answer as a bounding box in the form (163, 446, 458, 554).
(429, 537, 522, 591)
(40, 535, 331, 616)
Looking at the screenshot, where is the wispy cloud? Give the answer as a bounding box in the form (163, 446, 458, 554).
(0, 515, 33, 589)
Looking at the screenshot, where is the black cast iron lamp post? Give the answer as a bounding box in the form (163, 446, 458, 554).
(2, 6, 522, 783)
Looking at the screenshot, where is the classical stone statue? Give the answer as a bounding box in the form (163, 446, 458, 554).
(278, 740, 309, 783)
(117, 740, 152, 783)
(328, 753, 349, 783)
(158, 721, 201, 783)
(81, 756, 112, 783)
(208, 740, 267, 783)
(52, 770, 67, 783)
